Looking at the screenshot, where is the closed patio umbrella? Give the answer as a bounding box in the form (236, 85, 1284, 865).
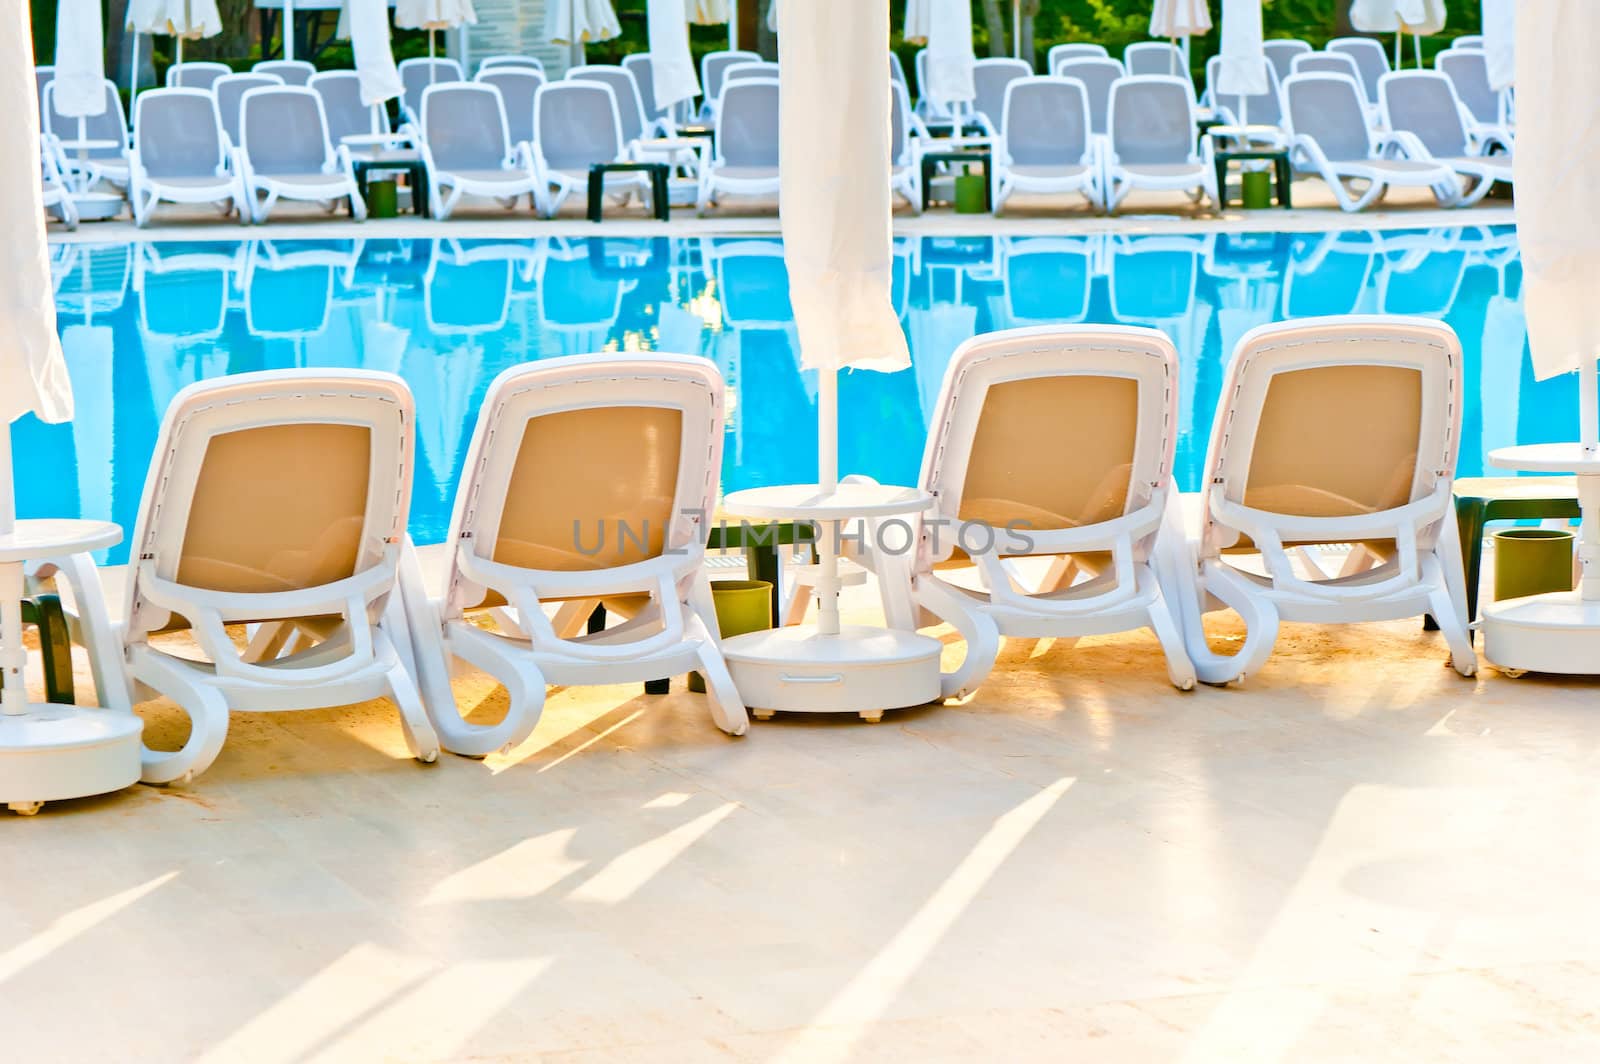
(54, 0, 107, 120)
(903, 0, 932, 44)
(648, 0, 700, 115)
(338, 0, 404, 107)
(1216, 0, 1266, 123)
(925, 0, 975, 115)
(1482, 0, 1513, 91)
(687, 0, 729, 23)
(1350, 0, 1446, 68)
(1150, 0, 1211, 76)
(397, 0, 476, 73)
(126, 0, 222, 95)
(544, 0, 620, 69)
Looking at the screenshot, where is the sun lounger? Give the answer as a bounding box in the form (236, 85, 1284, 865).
(214, 72, 284, 148)
(475, 67, 544, 146)
(971, 57, 1032, 136)
(129, 88, 248, 226)
(237, 86, 366, 222)
(698, 77, 780, 212)
(40, 135, 77, 229)
(1104, 75, 1211, 212)
(1326, 37, 1390, 105)
(533, 80, 651, 218)
(992, 75, 1102, 213)
(1055, 57, 1123, 138)
(420, 82, 542, 219)
(1379, 71, 1511, 206)
(42, 78, 132, 187)
(398, 57, 464, 127)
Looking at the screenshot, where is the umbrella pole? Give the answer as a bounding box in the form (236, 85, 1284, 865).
(130, 33, 140, 99)
(0, 422, 24, 715)
(1012, 0, 1021, 61)
(816, 368, 840, 637)
(285, 0, 295, 62)
(1583, 359, 1598, 454)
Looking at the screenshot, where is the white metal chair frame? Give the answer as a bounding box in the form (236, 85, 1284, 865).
(419, 82, 544, 219)
(235, 86, 368, 224)
(1377, 70, 1511, 208)
(401, 353, 750, 755)
(698, 77, 782, 211)
(42, 79, 132, 187)
(531, 80, 650, 218)
(128, 88, 250, 228)
(1103, 75, 1213, 213)
(1159, 316, 1476, 686)
(991, 76, 1104, 214)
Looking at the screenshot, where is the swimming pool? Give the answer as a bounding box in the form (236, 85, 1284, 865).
(35, 226, 1561, 565)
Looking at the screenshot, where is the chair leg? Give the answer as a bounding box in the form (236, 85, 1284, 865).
(1146, 588, 1197, 691)
(378, 629, 441, 764)
(916, 578, 999, 700)
(688, 622, 749, 737)
(50, 551, 133, 713)
(134, 655, 231, 785)
(1430, 522, 1478, 678)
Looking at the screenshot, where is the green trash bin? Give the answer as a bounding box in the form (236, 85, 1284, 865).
(1241, 169, 1272, 209)
(1492, 528, 1575, 601)
(954, 166, 987, 214)
(367, 178, 399, 219)
(689, 579, 773, 692)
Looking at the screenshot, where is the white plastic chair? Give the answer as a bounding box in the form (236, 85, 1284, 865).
(1104, 76, 1211, 212)
(237, 86, 366, 223)
(863, 325, 1196, 699)
(115, 369, 441, 784)
(992, 76, 1102, 213)
(1379, 70, 1510, 206)
(401, 353, 750, 755)
(567, 65, 652, 155)
(42, 78, 132, 187)
(420, 82, 543, 219)
(129, 88, 249, 227)
(253, 59, 316, 86)
(1282, 72, 1460, 211)
(1437, 49, 1514, 147)
(165, 61, 232, 90)
(698, 77, 780, 211)
(1161, 317, 1476, 685)
(533, 80, 650, 218)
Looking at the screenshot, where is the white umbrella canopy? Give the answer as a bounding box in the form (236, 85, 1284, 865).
(648, 0, 700, 112)
(687, 0, 730, 24)
(1482, 0, 1514, 91)
(925, 0, 976, 111)
(54, 0, 107, 119)
(126, 0, 224, 38)
(1150, 0, 1210, 76)
(1, 2, 74, 524)
(903, 0, 932, 45)
(395, 0, 477, 31)
(338, 0, 405, 106)
(1216, 0, 1267, 102)
(545, 0, 620, 67)
(1351, 0, 1445, 66)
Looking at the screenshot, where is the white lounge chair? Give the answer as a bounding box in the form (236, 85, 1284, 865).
(1436, 49, 1514, 147)
(310, 70, 413, 154)
(401, 353, 749, 755)
(1290, 52, 1379, 123)
(1379, 71, 1511, 206)
(116, 370, 441, 784)
(1282, 72, 1460, 211)
(419, 82, 542, 219)
(992, 76, 1102, 213)
(698, 77, 780, 212)
(479, 54, 546, 74)
(129, 88, 249, 227)
(533, 80, 650, 218)
(1162, 317, 1476, 685)
(1124, 41, 1186, 78)
(567, 64, 653, 156)
(864, 325, 1196, 699)
(1048, 42, 1109, 75)
(1000, 238, 1095, 326)
(398, 57, 464, 126)
(213, 72, 284, 148)
(1262, 39, 1312, 82)
(1104, 75, 1211, 212)
(475, 67, 544, 146)
(42, 78, 132, 187)
(40, 135, 78, 229)
(237, 86, 366, 223)
(1326, 37, 1390, 105)
(971, 57, 1032, 135)
(1057, 57, 1123, 138)
(253, 59, 316, 86)
(699, 49, 761, 121)
(165, 61, 232, 91)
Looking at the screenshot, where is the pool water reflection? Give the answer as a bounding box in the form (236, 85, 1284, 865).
(34, 228, 1562, 565)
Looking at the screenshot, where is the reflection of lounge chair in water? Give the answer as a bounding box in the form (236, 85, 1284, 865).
(538, 238, 627, 355)
(1282, 231, 1379, 317)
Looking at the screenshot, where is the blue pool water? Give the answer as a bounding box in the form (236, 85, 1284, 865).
(34, 226, 1566, 565)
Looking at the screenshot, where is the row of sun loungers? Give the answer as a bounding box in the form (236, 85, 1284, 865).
(41, 316, 1475, 784)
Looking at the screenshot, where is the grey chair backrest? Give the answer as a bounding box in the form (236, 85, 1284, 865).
(1262, 40, 1312, 82)
(423, 83, 511, 173)
(215, 73, 284, 146)
(166, 62, 232, 91)
(535, 81, 623, 171)
(701, 50, 761, 103)
(1437, 50, 1498, 125)
(480, 55, 545, 73)
(34, 66, 52, 122)
(242, 87, 333, 176)
(972, 58, 1032, 131)
(311, 71, 388, 144)
(717, 79, 780, 168)
(135, 89, 227, 179)
(568, 66, 647, 146)
(621, 54, 664, 124)
(1285, 74, 1374, 162)
(1293, 53, 1362, 83)
(1205, 55, 1282, 127)
(1049, 43, 1109, 76)
(476, 68, 544, 145)
(1058, 58, 1124, 135)
(1108, 76, 1194, 165)
(1327, 38, 1390, 103)
(890, 51, 908, 93)
(1381, 72, 1470, 158)
(1004, 77, 1090, 166)
(401, 58, 464, 122)
(1125, 42, 1184, 78)
(891, 80, 915, 166)
(43, 79, 129, 161)
(725, 61, 781, 86)
(254, 60, 315, 87)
